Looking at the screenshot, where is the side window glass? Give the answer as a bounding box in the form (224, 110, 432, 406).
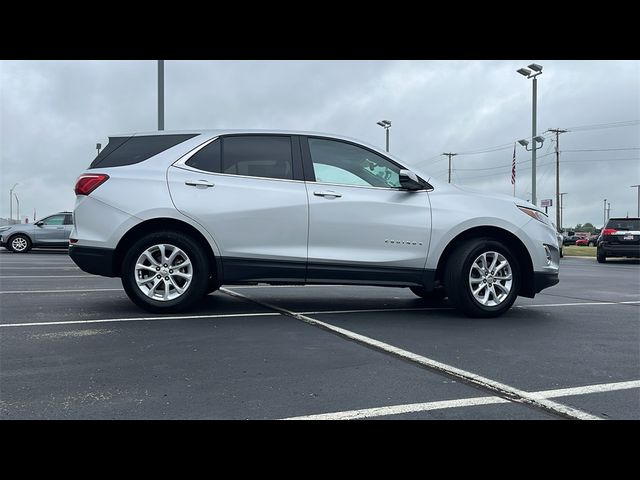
(185, 139, 221, 173)
(308, 138, 401, 188)
(42, 215, 65, 225)
(222, 136, 293, 180)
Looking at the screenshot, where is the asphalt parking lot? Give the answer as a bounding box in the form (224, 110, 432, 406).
(1, 249, 638, 420)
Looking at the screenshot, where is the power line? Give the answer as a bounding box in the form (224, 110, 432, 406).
(561, 147, 640, 153)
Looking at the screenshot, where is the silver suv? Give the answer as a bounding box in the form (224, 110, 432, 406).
(1, 212, 73, 252)
(69, 130, 559, 317)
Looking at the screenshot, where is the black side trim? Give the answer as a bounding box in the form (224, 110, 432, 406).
(533, 271, 559, 294)
(222, 257, 306, 283)
(69, 245, 116, 277)
(307, 262, 433, 287)
(220, 256, 435, 288)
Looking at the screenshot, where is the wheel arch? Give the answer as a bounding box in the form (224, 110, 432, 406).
(435, 226, 536, 298)
(7, 231, 34, 247)
(112, 218, 221, 281)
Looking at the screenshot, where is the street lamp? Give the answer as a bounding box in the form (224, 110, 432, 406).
(517, 136, 545, 151)
(14, 193, 20, 224)
(517, 63, 543, 205)
(376, 120, 391, 152)
(9, 182, 18, 223)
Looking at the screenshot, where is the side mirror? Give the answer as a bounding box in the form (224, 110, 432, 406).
(399, 169, 428, 191)
(35, 221, 44, 227)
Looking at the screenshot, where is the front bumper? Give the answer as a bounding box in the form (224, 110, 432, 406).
(533, 271, 559, 293)
(69, 244, 117, 277)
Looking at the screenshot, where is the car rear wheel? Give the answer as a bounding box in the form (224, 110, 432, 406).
(8, 234, 32, 253)
(121, 231, 209, 313)
(596, 249, 606, 263)
(444, 238, 520, 318)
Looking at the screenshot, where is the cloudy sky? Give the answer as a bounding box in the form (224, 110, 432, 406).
(1, 60, 638, 228)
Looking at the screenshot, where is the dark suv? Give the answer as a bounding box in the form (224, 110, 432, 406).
(596, 217, 640, 263)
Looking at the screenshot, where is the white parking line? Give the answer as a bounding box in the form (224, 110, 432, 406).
(284, 380, 640, 420)
(0, 288, 122, 294)
(0, 267, 80, 270)
(0, 275, 93, 278)
(221, 287, 602, 420)
(0, 312, 281, 328)
(517, 300, 640, 308)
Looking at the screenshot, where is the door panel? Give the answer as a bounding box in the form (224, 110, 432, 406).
(307, 186, 431, 271)
(303, 136, 432, 283)
(168, 167, 309, 282)
(34, 215, 67, 245)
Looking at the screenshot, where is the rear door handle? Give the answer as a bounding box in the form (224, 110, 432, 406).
(314, 190, 342, 198)
(185, 180, 215, 188)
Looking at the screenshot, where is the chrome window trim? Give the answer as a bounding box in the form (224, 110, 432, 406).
(172, 165, 307, 185)
(306, 180, 430, 192)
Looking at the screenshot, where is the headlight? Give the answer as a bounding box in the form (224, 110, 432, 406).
(518, 206, 548, 224)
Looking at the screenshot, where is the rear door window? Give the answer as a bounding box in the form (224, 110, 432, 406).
(222, 136, 293, 180)
(90, 134, 198, 168)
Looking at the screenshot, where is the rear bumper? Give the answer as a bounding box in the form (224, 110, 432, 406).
(533, 271, 559, 293)
(599, 244, 640, 257)
(69, 245, 117, 277)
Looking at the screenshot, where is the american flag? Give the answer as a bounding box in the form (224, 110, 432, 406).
(511, 143, 516, 185)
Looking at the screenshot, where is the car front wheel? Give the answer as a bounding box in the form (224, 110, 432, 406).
(121, 231, 209, 313)
(444, 238, 520, 318)
(8, 234, 32, 253)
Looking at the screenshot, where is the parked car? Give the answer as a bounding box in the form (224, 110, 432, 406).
(0, 212, 73, 253)
(575, 234, 599, 247)
(69, 130, 559, 318)
(563, 235, 582, 246)
(596, 217, 640, 263)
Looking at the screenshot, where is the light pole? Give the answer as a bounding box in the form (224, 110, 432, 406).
(517, 63, 543, 206)
(158, 60, 164, 131)
(517, 136, 545, 205)
(14, 193, 20, 224)
(603, 199, 607, 227)
(631, 185, 640, 217)
(376, 120, 391, 152)
(9, 182, 18, 223)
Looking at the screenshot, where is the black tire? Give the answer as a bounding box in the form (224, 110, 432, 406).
(409, 286, 446, 304)
(588, 241, 594, 247)
(121, 231, 209, 313)
(444, 238, 521, 318)
(8, 234, 32, 253)
(559, 246, 563, 258)
(596, 249, 606, 263)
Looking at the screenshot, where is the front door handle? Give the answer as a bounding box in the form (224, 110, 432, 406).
(314, 190, 342, 198)
(185, 180, 215, 188)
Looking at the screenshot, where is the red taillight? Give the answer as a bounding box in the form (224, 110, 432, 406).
(75, 174, 109, 196)
(602, 228, 616, 236)
(69, 238, 78, 244)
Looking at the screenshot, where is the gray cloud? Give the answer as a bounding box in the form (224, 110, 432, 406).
(1, 60, 638, 227)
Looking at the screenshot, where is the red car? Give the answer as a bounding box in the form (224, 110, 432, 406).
(576, 234, 599, 246)
(575, 238, 589, 246)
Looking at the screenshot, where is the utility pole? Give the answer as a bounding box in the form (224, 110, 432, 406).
(607, 202, 611, 222)
(158, 60, 164, 131)
(547, 128, 568, 232)
(443, 152, 458, 184)
(631, 185, 640, 217)
(559, 192, 567, 232)
(603, 199, 607, 227)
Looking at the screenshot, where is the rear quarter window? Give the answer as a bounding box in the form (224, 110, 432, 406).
(90, 134, 197, 168)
